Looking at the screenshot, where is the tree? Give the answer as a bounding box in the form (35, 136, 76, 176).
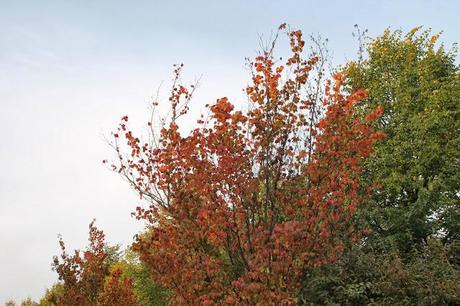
(3, 299, 38, 306)
(96, 265, 139, 306)
(111, 25, 383, 304)
(38, 283, 64, 306)
(50, 221, 138, 306)
(52, 221, 108, 305)
(345, 27, 460, 255)
(299, 27, 460, 305)
(122, 248, 170, 306)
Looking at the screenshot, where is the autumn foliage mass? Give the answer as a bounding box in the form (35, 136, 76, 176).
(17, 24, 460, 306)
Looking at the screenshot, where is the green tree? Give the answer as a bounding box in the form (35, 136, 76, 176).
(3, 297, 38, 306)
(299, 27, 460, 305)
(37, 283, 64, 306)
(121, 248, 169, 306)
(346, 27, 460, 255)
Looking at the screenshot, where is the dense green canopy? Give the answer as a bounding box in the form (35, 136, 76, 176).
(299, 28, 460, 305)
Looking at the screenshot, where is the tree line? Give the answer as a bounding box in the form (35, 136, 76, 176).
(8, 25, 459, 305)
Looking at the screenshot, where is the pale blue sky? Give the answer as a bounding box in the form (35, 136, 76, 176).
(1, 0, 459, 303)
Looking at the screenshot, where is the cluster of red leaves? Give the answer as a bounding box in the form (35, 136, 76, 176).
(52, 221, 138, 306)
(112, 26, 383, 305)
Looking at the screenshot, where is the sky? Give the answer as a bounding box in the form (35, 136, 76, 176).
(0, 0, 459, 303)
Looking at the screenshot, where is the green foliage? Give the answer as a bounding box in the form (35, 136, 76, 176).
(346, 27, 460, 253)
(121, 249, 170, 306)
(4, 297, 40, 306)
(299, 239, 460, 305)
(20, 299, 38, 306)
(299, 27, 460, 305)
(37, 283, 64, 306)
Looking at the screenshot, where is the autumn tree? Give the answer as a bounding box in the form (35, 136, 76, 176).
(96, 265, 139, 306)
(50, 221, 138, 306)
(111, 24, 383, 304)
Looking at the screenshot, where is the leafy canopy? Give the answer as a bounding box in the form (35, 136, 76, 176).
(111, 25, 383, 305)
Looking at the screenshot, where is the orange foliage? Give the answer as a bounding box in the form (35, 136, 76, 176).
(52, 222, 138, 306)
(112, 25, 383, 304)
(96, 266, 139, 306)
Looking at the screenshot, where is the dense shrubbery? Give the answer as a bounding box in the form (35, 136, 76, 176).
(299, 240, 460, 305)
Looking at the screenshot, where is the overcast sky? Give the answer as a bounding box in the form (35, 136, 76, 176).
(1, 0, 459, 303)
